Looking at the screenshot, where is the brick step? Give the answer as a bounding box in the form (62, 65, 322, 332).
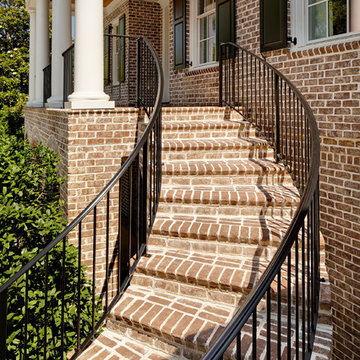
(133, 249, 330, 303)
(161, 106, 244, 123)
(109, 285, 236, 358)
(76, 328, 174, 360)
(161, 121, 257, 140)
(158, 184, 300, 218)
(108, 285, 332, 359)
(151, 215, 290, 247)
(148, 237, 280, 259)
(135, 250, 269, 297)
(162, 159, 294, 187)
(161, 138, 274, 161)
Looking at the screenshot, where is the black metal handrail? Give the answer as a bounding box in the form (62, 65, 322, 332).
(62, 44, 74, 105)
(202, 43, 320, 359)
(43, 64, 51, 106)
(0, 35, 163, 360)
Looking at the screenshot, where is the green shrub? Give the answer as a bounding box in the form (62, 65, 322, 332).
(0, 134, 101, 359)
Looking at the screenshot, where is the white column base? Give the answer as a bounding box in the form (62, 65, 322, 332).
(31, 99, 45, 108)
(66, 91, 115, 109)
(65, 100, 115, 110)
(46, 96, 65, 108)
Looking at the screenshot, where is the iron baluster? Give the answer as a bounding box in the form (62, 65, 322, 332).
(0, 290, 7, 360)
(77, 223, 82, 351)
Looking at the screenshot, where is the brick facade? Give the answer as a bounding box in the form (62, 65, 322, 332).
(167, 0, 360, 358)
(23, 0, 359, 356)
(24, 107, 144, 296)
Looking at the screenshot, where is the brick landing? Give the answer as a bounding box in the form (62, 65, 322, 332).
(77, 107, 332, 359)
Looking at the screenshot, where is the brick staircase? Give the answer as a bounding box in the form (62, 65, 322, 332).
(78, 107, 331, 360)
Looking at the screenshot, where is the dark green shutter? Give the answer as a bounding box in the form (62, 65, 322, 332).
(104, 25, 111, 85)
(118, 15, 126, 83)
(260, 0, 287, 52)
(173, 0, 186, 70)
(216, 0, 235, 60)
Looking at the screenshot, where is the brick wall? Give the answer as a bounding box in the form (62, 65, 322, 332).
(168, 0, 219, 106)
(167, 0, 360, 357)
(24, 107, 144, 297)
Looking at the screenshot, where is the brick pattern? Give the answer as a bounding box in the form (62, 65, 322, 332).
(24, 107, 144, 297)
(76, 107, 331, 359)
(165, 0, 360, 355)
(77, 329, 173, 360)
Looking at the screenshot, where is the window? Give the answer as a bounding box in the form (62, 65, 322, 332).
(198, 0, 216, 64)
(308, 0, 360, 40)
(293, 0, 360, 47)
(189, 0, 234, 68)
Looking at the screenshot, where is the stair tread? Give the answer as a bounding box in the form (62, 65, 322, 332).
(152, 214, 291, 245)
(160, 184, 300, 206)
(162, 120, 249, 130)
(162, 138, 270, 151)
(77, 328, 174, 360)
(163, 158, 287, 175)
(110, 284, 332, 358)
(111, 285, 236, 354)
(136, 249, 269, 294)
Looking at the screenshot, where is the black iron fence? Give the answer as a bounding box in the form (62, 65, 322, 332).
(43, 64, 51, 106)
(0, 36, 163, 360)
(202, 43, 320, 359)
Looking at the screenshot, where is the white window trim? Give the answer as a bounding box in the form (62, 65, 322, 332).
(291, 0, 360, 51)
(189, 0, 218, 70)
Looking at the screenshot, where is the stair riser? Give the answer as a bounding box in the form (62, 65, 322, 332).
(162, 128, 256, 140)
(157, 203, 298, 218)
(162, 174, 294, 187)
(108, 305, 218, 357)
(162, 148, 274, 161)
(106, 319, 197, 359)
(148, 238, 279, 258)
(131, 273, 331, 324)
(131, 273, 245, 307)
(161, 110, 244, 123)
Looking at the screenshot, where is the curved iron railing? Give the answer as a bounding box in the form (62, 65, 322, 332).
(202, 43, 320, 359)
(0, 35, 163, 360)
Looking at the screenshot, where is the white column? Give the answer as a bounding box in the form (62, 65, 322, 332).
(33, 0, 49, 107)
(26, 10, 36, 107)
(46, 0, 72, 108)
(350, 0, 360, 32)
(66, 0, 114, 109)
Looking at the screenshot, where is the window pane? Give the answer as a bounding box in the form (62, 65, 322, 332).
(208, 13, 216, 39)
(208, 37, 216, 62)
(200, 17, 208, 40)
(309, 2, 327, 40)
(309, 0, 324, 4)
(200, 40, 207, 63)
(198, 0, 215, 15)
(329, 0, 347, 36)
